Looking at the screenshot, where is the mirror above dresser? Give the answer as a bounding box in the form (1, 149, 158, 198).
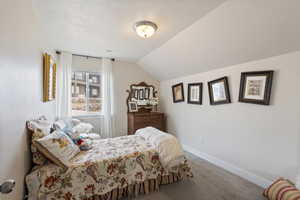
(126, 82, 159, 113)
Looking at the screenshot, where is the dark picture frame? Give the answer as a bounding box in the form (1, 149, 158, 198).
(187, 83, 203, 105)
(128, 101, 138, 112)
(89, 86, 100, 98)
(172, 83, 185, 103)
(208, 77, 231, 105)
(126, 82, 158, 113)
(238, 71, 274, 105)
(89, 73, 100, 84)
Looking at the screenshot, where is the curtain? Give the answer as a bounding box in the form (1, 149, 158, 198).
(56, 52, 72, 119)
(100, 58, 116, 138)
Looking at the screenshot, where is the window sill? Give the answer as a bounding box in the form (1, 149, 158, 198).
(72, 114, 103, 119)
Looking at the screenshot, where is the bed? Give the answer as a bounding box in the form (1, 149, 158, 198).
(25, 125, 193, 200)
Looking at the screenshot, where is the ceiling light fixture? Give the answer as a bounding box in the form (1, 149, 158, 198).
(134, 21, 158, 39)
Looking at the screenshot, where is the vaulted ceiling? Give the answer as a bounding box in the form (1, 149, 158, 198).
(32, 0, 225, 61)
(32, 0, 300, 80)
(139, 0, 300, 80)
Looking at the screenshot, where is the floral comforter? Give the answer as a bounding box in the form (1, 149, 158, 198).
(26, 135, 192, 200)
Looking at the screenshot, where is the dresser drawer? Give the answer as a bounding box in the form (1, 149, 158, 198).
(150, 114, 163, 120)
(135, 115, 150, 123)
(128, 112, 166, 134)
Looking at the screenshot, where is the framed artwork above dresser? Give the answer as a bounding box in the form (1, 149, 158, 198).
(126, 82, 166, 135)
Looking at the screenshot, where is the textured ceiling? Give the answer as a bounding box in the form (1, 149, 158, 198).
(32, 0, 225, 61)
(139, 0, 300, 80)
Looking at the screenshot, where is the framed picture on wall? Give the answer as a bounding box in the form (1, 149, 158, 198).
(43, 53, 56, 102)
(172, 83, 185, 103)
(208, 77, 231, 105)
(238, 71, 274, 105)
(187, 83, 202, 105)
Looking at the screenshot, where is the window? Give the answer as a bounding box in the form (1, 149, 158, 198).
(71, 71, 102, 116)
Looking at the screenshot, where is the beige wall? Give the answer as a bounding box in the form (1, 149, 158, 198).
(113, 61, 160, 136)
(0, 0, 56, 199)
(160, 51, 300, 187)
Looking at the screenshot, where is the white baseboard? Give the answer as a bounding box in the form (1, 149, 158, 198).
(182, 144, 272, 188)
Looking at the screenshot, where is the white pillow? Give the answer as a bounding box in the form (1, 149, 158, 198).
(34, 130, 80, 168)
(71, 118, 81, 126)
(53, 120, 67, 130)
(53, 118, 81, 130)
(27, 118, 52, 134)
(72, 123, 94, 134)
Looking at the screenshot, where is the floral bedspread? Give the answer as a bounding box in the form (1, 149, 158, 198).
(26, 135, 192, 200)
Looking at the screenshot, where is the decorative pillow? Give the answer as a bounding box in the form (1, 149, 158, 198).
(72, 122, 94, 134)
(27, 116, 52, 134)
(71, 118, 81, 126)
(54, 118, 83, 140)
(263, 178, 300, 200)
(78, 133, 101, 140)
(31, 129, 49, 165)
(26, 117, 53, 165)
(54, 118, 80, 130)
(34, 130, 80, 169)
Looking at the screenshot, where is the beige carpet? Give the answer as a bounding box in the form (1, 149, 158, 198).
(133, 152, 266, 200)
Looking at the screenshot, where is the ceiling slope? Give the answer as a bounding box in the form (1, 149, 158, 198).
(32, 0, 225, 61)
(138, 0, 300, 80)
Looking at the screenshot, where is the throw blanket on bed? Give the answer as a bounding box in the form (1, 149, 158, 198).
(135, 127, 185, 170)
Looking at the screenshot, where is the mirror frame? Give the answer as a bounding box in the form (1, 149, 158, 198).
(126, 82, 158, 113)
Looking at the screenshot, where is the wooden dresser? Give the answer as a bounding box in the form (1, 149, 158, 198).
(127, 112, 166, 135)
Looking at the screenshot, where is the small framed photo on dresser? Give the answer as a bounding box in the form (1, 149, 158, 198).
(172, 83, 185, 103)
(187, 83, 203, 105)
(208, 77, 231, 105)
(128, 101, 138, 112)
(239, 71, 274, 105)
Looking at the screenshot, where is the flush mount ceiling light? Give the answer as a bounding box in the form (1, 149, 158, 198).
(134, 21, 158, 39)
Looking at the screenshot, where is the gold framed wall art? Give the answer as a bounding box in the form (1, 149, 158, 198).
(43, 53, 56, 102)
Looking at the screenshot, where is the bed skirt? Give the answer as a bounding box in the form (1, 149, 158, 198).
(87, 172, 189, 200)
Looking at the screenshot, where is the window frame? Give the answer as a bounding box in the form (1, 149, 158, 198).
(71, 70, 103, 117)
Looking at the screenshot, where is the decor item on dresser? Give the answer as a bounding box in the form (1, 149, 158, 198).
(172, 82, 185, 103)
(239, 70, 274, 105)
(128, 101, 138, 112)
(43, 53, 56, 102)
(128, 112, 166, 135)
(187, 82, 203, 105)
(208, 76, 231, 105)
(126, 82, 158, 113)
